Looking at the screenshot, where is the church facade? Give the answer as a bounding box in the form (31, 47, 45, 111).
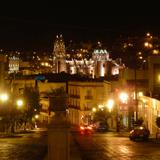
(53, 35, 124, 78)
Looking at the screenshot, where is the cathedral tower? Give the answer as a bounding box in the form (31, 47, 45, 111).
(53, 35, 66, 73)
(92, 42, 111, 78)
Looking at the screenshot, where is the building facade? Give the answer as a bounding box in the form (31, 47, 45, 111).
(68, 81, 105, 125)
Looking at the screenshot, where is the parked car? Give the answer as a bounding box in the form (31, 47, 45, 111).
(79, 125, 93, 135)
(129, 126, 150, 141)
(96, 122, 108, 132)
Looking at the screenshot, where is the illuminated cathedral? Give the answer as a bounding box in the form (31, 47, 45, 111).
(53, 35, 124, 78)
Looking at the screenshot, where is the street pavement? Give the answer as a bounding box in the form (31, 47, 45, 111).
(0, 129, 47, 160)
(73, 131, 160, 160)
(1, 128, 160, 160)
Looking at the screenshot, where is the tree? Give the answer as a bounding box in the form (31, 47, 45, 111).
(22, 86, 41, 130)
(134, 117, 144, 126)
(156, 117, 160, 128)
(93, 108, 111, 123)
(156, 117, 160, 139)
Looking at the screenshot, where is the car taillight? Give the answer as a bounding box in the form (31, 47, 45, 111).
(130, 130, 134, 134)
(87, 126, 92, 130)
(80, 126, 85, 130)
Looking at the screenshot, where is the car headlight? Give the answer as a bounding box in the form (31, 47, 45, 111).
(139, 126, 144, 130)
(130, 130, 134, 134)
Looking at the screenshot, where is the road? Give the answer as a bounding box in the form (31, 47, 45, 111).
(73, 132, 160, 160)
(0, 129, 47, 160)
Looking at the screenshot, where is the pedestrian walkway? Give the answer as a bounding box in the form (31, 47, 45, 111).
(43, 134, 82, 160)
(70, 136, 82, 160)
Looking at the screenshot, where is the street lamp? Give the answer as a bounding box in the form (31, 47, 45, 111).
(35, 114, 39, 119)
(107, 99, 114, 112)
(16, 99, 24, 109)
(116, 92, 128, 132)
(119, 92, 128, 104)
(0, 93, 8, 102)
(92, 107, 96, 112)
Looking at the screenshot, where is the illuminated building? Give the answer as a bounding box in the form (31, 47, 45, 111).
(53, 35, 124, 78)
(53, 34, 66, 73)
(8, 56, 20, 74)
(0, 54, 7, 89)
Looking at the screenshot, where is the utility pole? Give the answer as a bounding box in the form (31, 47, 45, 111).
(134, 65, 138, 122)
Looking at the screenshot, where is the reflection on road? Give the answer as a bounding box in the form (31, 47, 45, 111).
(73, 132, 160, 160)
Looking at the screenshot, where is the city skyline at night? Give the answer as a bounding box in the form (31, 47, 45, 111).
(0, 1, 159, 52)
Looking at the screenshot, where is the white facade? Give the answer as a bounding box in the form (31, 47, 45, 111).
(8, 56, 19, 73)
(138, 96, 160, 135)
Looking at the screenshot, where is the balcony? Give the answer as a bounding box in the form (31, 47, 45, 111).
(68, 105, 80, 110)
(69, 94, 80, 98)
(84, 95, 93, 100)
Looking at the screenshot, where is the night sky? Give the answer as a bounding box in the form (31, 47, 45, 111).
(0, 2, 159, 52)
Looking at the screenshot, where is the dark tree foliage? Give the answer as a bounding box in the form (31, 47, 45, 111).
(134, 117, 144, 126)
(156, 117, 160, 128)
(93, 108, 111, 123)
(22, 86, 41, 126)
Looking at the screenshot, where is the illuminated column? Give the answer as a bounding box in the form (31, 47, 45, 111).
(56, 59, 66, 73)
(0, 54, 7, 89)
(96, 61, 105, 77)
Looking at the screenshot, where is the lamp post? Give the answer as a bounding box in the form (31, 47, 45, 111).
(106, 99, 114, 112)
(0, 93, 9, 102)
(16, 99, 24, 109)
(118, 92, 128, 132)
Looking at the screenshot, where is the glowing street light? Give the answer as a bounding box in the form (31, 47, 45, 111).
(35, 114, 39, 119)
(16, 99, 23, 108)
(0, 93, 8, 102)
(119, 92, 128, 104)
(107, 99, 114, 112)
(98, 104, 103, 109)
(92, 107, 96, 112)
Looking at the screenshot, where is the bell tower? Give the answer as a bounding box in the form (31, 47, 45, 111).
(92, 42, 110, 78)
(53, 34, 66, 73)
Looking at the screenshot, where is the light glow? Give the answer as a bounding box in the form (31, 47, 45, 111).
(16, 99, 23, 108)
(0, 93, 8, 102)
(119, 92, 128, 104)
(107, 99, 114, 112)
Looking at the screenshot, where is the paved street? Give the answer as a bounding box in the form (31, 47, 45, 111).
(0, 129, 47, 160)
(73, 132, 160, 160)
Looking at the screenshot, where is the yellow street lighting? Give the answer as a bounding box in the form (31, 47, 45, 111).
(158, 74, 160, 82)
(35, 114, 39, 119)
(0, 93, 8, 102)
(138, 92, 143, 97)
(153, 49, 159, 54)
(146, 32, 150, 37)
(92, 107, 96, 112)
(98, 104, 103, 109)
(144, 42, 149, 47)
(107, 99, 114, 112)
(144, 42, 153, 48)
(119, 92, 128, 104)
(16, 99, 23, 108)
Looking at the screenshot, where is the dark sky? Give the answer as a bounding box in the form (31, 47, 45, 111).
(0, 1, 159, 51)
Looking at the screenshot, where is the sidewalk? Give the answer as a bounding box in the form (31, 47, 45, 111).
(43, 134, 82, 160)
(70, 136, 82, 160)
